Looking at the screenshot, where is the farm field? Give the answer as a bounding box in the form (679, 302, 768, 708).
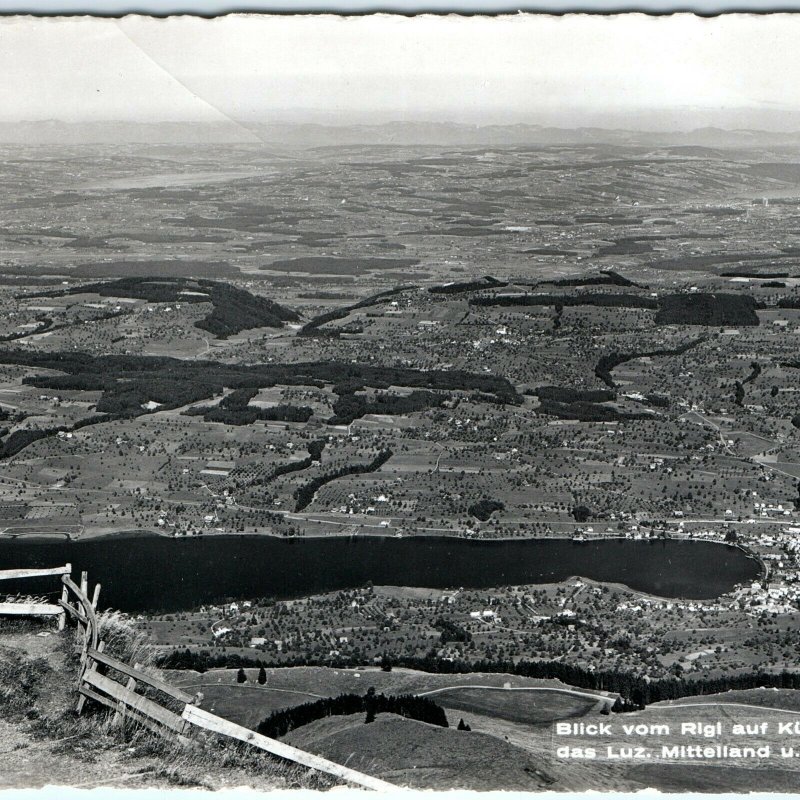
(167, 664, 611, 727)
(3, 138, 800, 791)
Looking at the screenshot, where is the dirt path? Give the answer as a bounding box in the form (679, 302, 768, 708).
(417, 684, 611, 703)
(0, 718, 158, 790)
(0, 626, 305, 791)
(0, 629, 159, 789)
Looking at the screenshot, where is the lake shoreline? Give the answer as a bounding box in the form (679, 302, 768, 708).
(45, 528, 771, 585)
(0, 534, 761, 611)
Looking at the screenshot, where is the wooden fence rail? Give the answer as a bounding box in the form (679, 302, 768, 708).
(81, 669, 188, 737)
(0, 563, 399, 792)
(0, 565, 72, 580)
(0, 563, 72, 630)
(87, 647, 196, 706)
(182, 704, 399, 792)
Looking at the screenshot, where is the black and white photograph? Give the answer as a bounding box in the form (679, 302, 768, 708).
(2, 11, 800, 795)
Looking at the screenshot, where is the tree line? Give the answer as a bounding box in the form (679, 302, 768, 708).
(470, 293, 658, 310)
(159, 648, 800, 709)
(0, 350, 520, 455)
(595, 337, 707, 389)
(256, 689, 449, 738)
(0, 350, 520, 419)
(294, 449, 393, 511)
(27, 276, 300, 338)
(329, 390, 448, 425)
(428, 276, 506, 295)
(185, 387, 314, 425)
(299, 285, 413, 338)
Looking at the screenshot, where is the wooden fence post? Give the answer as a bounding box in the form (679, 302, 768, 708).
(91, 583, 101, 611)
(113, 668, 138, 728)
(76, 640, 104, 715)
(77, 571, 89, 655)
(57, 563, 71, 632)
(179, 692, 204, 737)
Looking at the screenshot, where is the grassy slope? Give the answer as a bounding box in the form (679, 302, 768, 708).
(431, 686, 598, 725)
(0, 620, 333, 791)
(14, 640, 794, 792)
(284, 713, 557, 791)
(169, 664, 609, 727)
(169, 664, 800, 792)
(653, 687, 800, 711)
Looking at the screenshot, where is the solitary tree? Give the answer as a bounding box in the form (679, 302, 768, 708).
(258, 666, 267, 685)
(236, 667, 247, 684)
(365, 686, 377, 723)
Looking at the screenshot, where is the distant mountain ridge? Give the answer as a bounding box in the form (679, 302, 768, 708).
(0, 120, 798, 148)
(0, 120, 258, 145)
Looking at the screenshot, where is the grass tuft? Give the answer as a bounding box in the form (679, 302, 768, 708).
(0, 647, 51, 721)
(96, 610, 154, 668)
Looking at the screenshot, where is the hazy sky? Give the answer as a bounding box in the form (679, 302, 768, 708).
(3, 14, 800, 129)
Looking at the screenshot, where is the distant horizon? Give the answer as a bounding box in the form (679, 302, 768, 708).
(4, 15, 800, 134)
(4, 118, 800, 132)
(0, 116, 799, 148)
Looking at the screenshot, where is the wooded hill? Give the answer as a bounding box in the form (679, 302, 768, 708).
(257, 691, 449, 738)
(27, 277, 300, 338)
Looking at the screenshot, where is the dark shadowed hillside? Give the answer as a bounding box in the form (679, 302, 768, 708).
(655, 293, 760, 326)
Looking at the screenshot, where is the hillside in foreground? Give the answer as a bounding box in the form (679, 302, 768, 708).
(0, 620, 331, 792)
(6, 613, 800, 792)
(284, 714, 557, 791)
(167, 662, 800, 792)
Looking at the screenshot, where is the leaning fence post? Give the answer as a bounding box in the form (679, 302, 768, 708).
(91, 583, 101, 611)
(76, 640, 104, 715)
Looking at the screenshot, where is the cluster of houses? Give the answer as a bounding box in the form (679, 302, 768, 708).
(732, 579, 800, 616)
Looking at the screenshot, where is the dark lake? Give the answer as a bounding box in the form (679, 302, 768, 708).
(0, 535, 760, 613)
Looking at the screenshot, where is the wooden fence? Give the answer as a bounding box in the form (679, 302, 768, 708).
(0, 564, 72, 626)
(0, 564, 398, 792)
